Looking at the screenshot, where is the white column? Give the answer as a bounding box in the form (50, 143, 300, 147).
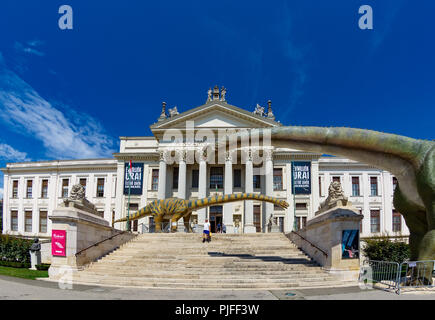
(115, 161, 125, 226)
(197, 150, 207, 232)
(311, 160, 320, 218)
(104, 173, 113, 223)
(33, 176, 40, 234)
(18, 176, 24, 233)
(382, 171, 393, 233)
(177, 151, 187, 232)
(362, 172, 371, 236)
(264, 149, 274, 232)
(223, 152, 234, 233)
(158, 151, 167, 200)
(286, 162, 295, 232)
(244, 150, 256, 233)
(3, 173, 9, 233)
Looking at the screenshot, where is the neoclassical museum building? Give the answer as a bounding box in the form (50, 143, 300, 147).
(1, 87, 407, 239)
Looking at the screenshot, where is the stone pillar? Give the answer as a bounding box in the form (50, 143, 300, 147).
(223, 152, 234, 233)
(244, 150, 256, 233)
(382, 171, 393, 233)
(2, 173, 8, 233)
(264, 149, 274, 232)
(197, 150, 207, 232)
(115, 161, 125, 228)
(311, 160, 320, 219)
(158, 151, 167, 200)
(177, 151, 187, 232)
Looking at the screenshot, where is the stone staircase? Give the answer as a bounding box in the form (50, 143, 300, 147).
(71, 233, 355, 289)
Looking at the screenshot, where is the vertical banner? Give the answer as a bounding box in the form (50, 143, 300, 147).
(124, 162, 144, 195)
(52, 230, 66, 256)
(291, 161, 311, 194)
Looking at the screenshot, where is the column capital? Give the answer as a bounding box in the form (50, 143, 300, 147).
(198, 148, 208, 162)
(177, 150, 187, 162)
(158, 150, 167, 162)
(225, 151, 234, 163)
(264, 148, 274, 161)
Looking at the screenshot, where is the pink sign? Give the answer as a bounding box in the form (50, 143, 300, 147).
(52, 230, 66, 256)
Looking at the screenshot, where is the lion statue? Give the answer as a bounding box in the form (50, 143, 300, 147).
(319, 181, 348, 210)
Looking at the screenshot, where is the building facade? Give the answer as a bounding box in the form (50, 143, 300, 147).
(1, 87, 408, 239)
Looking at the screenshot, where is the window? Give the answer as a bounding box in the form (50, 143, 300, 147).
(41, 180, 48, 198)
(352, 177, 360, 196)
(296, 216, 307, 230)
(62, 179, 69, 198)
(210, 167, 223, 189)
(233, 169, 241, 188)
(253, 175, 261, 189)
(12, 180, 18, 198)
(191, 170, 199, 188)
(152, 169, 159, 190)
(273, 168, 283, 190)
(393, 177, 398, 191)
(173, 167, 179, 189)
(11, 211, 18, 231)
(393, 210, 402, 232)
(97, 211, 104, 218)
(79, 178, 87, 194)
(25, 211, 32, 232)
(97, 178, 105, 197)
(39, 211, 47, 233)
(370, 210, 380, 233)
(332, 176, 341, 183)
(296, 203, 307, 210)
(370, 177, 378, 196)
(26, 180, 33, 198)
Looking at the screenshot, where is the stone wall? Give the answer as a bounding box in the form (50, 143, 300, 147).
(48, 204, 136, 280)
(288, 204, 363, 281)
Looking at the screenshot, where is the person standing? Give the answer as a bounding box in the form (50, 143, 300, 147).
(203, 219, 211, 243)
(222, 223, 226, 234)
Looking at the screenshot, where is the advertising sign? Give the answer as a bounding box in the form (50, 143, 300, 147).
(124, 162, 144, 195)
(291, 161, 311, 194)
(52, 230, 66, 256)
(342, 229, 359, 259)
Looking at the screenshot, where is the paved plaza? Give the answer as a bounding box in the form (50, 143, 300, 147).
(1, 275, 435, 300)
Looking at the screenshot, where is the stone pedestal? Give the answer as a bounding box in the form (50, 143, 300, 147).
(48, 202, 135, 281)
(289, 202, 363, 281)
(29, 251, 41, 270)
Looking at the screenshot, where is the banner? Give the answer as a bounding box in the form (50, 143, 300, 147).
(124, 162, 144, 195)
(52, 230, 66, 256)
(291, 161, 311, 194)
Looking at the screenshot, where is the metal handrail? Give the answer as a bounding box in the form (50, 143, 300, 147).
(75, 231, 132, 256)
(290, 231, 328, 257)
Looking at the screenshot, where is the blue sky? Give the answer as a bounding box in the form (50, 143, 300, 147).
(0, 0, 434, 198)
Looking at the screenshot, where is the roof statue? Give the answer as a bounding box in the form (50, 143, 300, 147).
(220, 86, 226, 101)
(253, 104, 265, 116)
(168, 106, 179, 117)
(158, 101, 167, 122)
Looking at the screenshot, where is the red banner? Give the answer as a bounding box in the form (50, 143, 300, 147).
(52, 230, 66, 256)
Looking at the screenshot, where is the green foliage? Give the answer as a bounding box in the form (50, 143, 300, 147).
(0, 266, 49, 279)
(35, 263, 51, 271)
(363, 238, 410, 263)
(0, 235, 33, 264)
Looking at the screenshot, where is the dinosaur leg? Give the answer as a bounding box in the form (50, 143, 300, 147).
(393, 186, 428, 260)
(154, 214, 164, 233)
(184, 212, 192, 233)
(170, 214, 183, 232)
(415, 202, 435, 285)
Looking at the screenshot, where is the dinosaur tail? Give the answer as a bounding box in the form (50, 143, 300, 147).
(187, 193, 289, 211)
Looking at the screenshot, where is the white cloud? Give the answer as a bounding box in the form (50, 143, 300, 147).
(14, 41, 45, 57)
(0, 143, 29, 162)
(0, 55, 116, 160)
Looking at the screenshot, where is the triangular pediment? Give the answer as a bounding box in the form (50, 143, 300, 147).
(150, 102, 281, 131)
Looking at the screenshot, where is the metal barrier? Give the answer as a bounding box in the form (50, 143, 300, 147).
(397, 260, 435, 294)
(359, 260, 400, 292)
(360, 260, 435, 294)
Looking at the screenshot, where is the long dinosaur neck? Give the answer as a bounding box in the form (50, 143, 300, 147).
(114, 206, 150, 223)
(187, 193, 283, 211)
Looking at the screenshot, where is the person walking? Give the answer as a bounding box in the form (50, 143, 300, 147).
(222, 223, 226, 234)
(203, 219, 211, 243)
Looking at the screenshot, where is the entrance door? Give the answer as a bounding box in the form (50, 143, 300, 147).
(253, 205, 261, 233)
(209, 206, 223, 233)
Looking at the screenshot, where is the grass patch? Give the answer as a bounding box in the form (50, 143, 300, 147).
(0, 266, 49, 280)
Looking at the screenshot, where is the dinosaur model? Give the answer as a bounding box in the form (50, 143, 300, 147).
(219, 126, 434, 283)
(114, 193, 289, 232)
